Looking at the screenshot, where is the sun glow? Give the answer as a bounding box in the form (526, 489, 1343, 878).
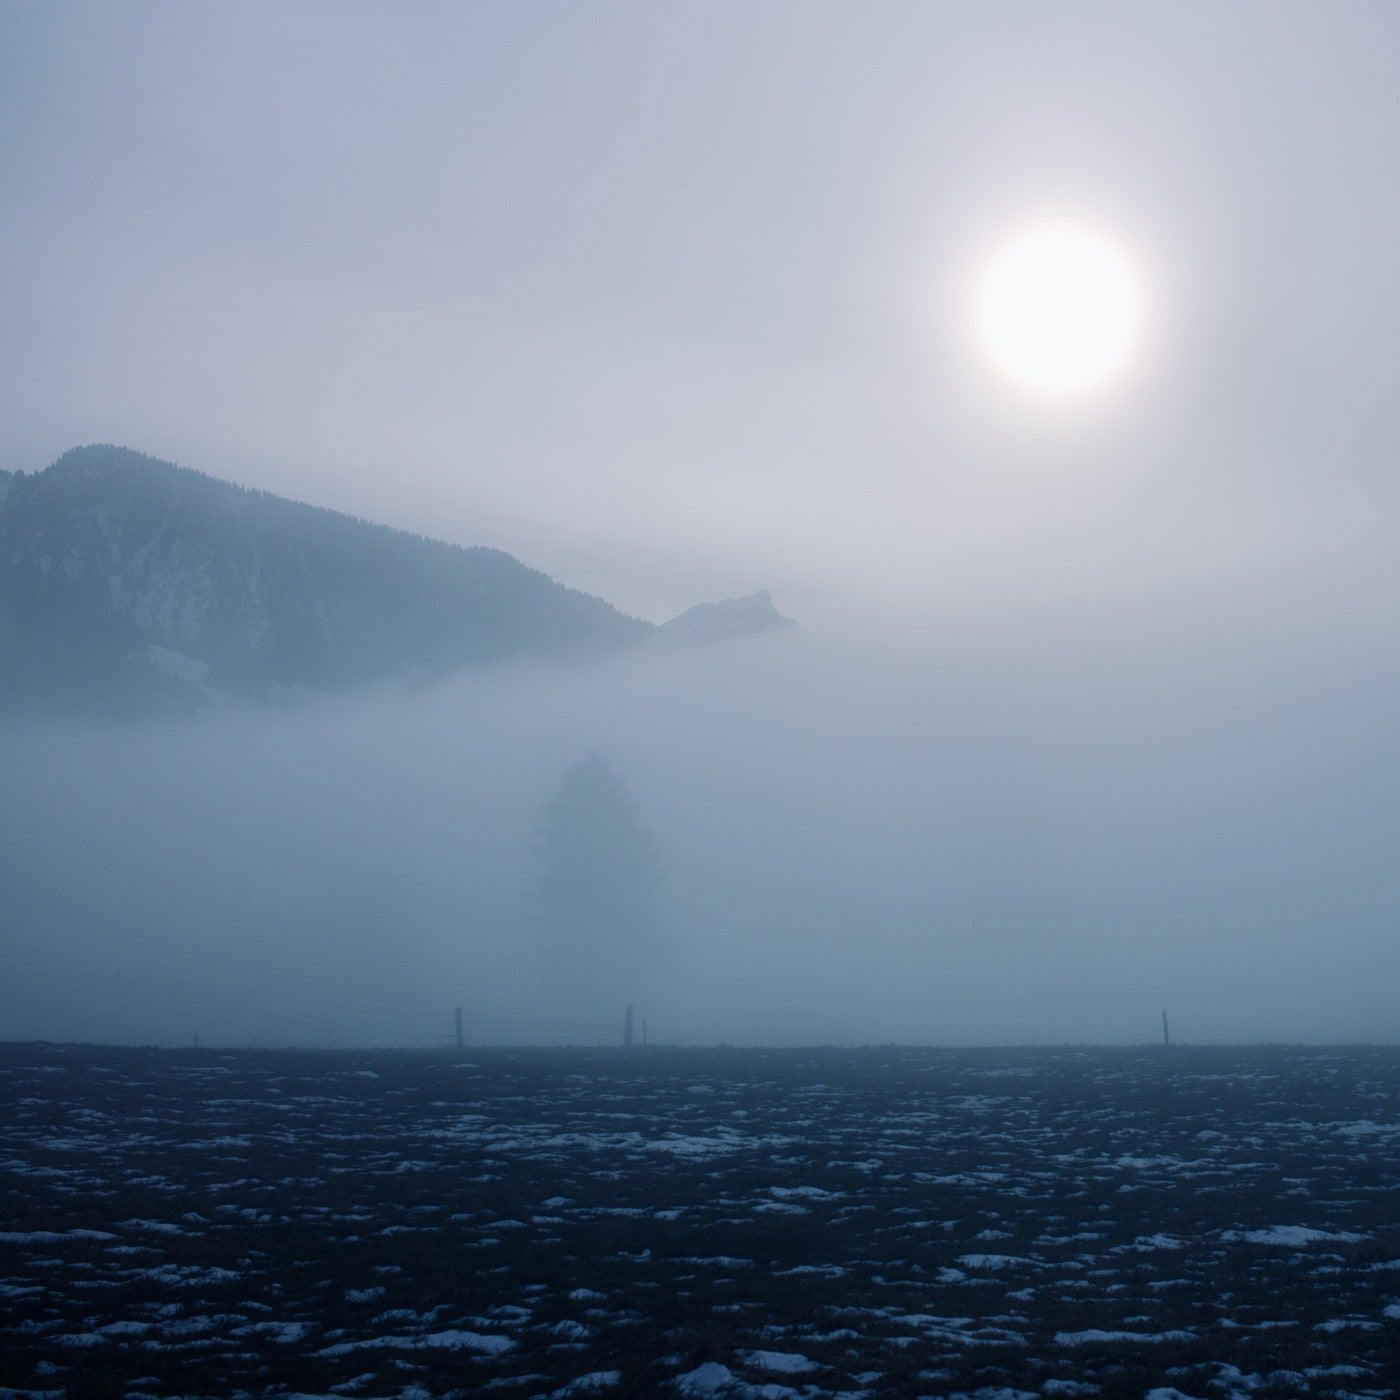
(976, 225, 1141, 394)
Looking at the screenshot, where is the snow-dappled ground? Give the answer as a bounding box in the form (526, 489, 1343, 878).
(3, 1044, 1400, 1398)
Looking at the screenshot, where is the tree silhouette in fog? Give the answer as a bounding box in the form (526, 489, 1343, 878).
(532, 751, 662, 992)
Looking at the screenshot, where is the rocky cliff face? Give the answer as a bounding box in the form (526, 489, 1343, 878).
(0, 445, 652, 712)
(660, 590, 798, 643)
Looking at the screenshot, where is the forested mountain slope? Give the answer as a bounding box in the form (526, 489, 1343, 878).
(0, 445, 652, 713)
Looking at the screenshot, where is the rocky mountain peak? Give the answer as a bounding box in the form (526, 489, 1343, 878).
(660, 590, 798, 643)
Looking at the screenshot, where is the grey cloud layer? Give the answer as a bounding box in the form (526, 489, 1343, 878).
(5, 612, 1397, 1047)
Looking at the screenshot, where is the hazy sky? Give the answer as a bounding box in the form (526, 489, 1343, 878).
(6, 5, 1400, 1048)
(4, 1, 1398, 624)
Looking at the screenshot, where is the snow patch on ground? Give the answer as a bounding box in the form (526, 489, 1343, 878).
(316, 1328, 514, 1357)
(1222, 1225, 1366, 1246)
(1054, 1328, 1197, 1346)
(675, 1362, 738, 1394)
(551, 1372, 621, 1396)
(736, 1349, 818, 1374)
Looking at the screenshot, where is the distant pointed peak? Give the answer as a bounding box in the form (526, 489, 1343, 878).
(659, 590, 797, 643)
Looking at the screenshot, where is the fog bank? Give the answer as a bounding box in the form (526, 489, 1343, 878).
(5, 594, 1399, 1048)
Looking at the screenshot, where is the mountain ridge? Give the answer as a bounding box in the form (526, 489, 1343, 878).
(0, 445, 651, 714)
(0, 445, 795, 716)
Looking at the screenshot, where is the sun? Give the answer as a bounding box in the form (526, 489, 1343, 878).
(976, 225, 1140, 395)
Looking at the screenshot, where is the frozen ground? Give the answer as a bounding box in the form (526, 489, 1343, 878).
(2, 1043, 1399, 1398)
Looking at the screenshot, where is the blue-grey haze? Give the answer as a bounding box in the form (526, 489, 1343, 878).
(2, 3, 1399, 1044)
(4, 606, 1400, 1047)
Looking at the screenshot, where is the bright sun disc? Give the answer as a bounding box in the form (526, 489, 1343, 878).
(976, 226, 1140, 394)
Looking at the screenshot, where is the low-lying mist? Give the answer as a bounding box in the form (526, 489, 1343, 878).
(5, 598, 1399, 1048)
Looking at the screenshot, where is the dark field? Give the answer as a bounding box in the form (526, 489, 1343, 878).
(3, 1043, 1400, 1400)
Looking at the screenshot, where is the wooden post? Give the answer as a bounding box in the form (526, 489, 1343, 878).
(1162, 1009, 1170, 1048)
(454, 1007, 464, 1050)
